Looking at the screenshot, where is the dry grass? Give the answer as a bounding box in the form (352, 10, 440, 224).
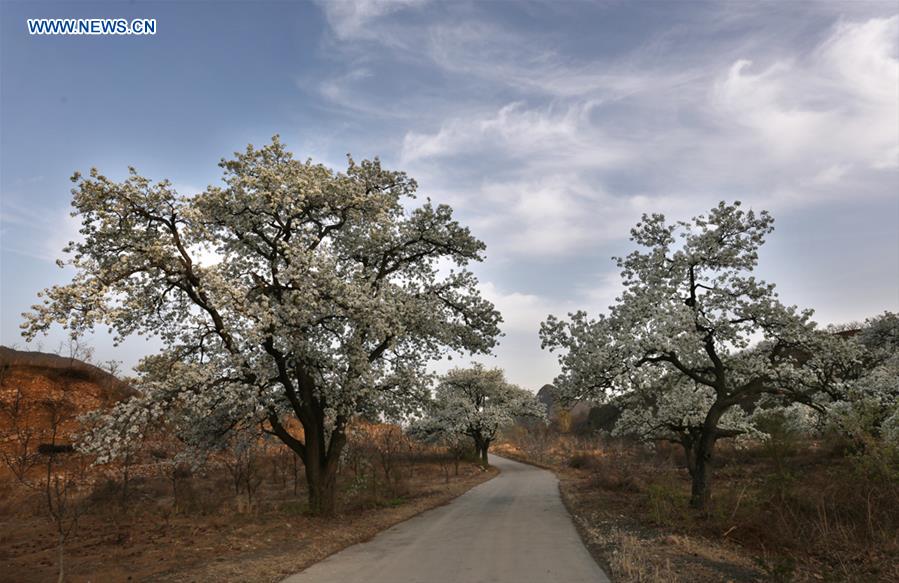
(558, 469, 761, 583)
(1, 359, 502, 582)
(496, 434, 899, 583)
(0, 457, 496, 583)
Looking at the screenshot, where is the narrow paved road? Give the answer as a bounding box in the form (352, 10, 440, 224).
(283, 455, 610, 583)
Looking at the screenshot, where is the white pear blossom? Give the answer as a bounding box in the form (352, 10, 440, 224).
(613, 379, 763, 448)
(540, 201, 860, 509)
(416, 364, 545, 466)
(824, 313, 899, 444)
(22, 137, 501, 514)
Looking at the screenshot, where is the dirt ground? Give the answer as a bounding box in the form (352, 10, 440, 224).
(557, 467, 765, 583)
(0, 462, 497, 583)
(494, 441, 899, 583)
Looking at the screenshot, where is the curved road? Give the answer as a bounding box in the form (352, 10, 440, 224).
(283, 455, 610, 583)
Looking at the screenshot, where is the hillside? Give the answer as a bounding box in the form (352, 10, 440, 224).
(0, 346, 136, 447)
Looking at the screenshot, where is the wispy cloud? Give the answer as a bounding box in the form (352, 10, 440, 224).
(316, 0, 431, 41)
(711, 16, 899, 171)
(0, 197, 80, 264)
(393, 12, 899, 256)
(423, 19, 702, 101)
(401, 101, 631, 168)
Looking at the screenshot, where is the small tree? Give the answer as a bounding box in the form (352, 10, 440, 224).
(37, 386, 83, 583)
(222, 432, 266, 512)
(0, 381, 42, 484)
(425, 365, 545, 467)
(22, 137, 501, 514)
(541, 202, 858, 509)
(370, 423, 406, 494)
(407, 416, 471, 480)
(56, 337, 94, 366)
(42, 445, 83, 583)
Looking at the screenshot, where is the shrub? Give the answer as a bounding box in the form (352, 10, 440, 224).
(568, 453, 597, 469)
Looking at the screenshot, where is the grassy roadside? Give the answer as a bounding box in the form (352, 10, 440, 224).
(495, 438, 899, 583)
(556, 467, 762, 583)
(0, 462, 498, 583)
(159, 464, 499, 583)
(493, 444, 766, 583)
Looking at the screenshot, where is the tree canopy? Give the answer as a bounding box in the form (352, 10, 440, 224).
(540, 201, 859, 508)
(23, 137, 502, 513)
(414, 364, 545, 466)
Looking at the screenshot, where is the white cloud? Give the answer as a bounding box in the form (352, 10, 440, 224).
(317, 0, 430, 41)
(473, 275, 628, 388)
(308, 6, 898, 385)
(0, 199, 81, 264)
(313, 67, 416, 119)
(401, 101, 631, 168)
(478, 281, 552, 334)
(478, 274, 623, 337)
(171, 182, 203, 197)
(470, 177, 623, 256)
(399, 101, 641, 255)
(809, 164, 851, 185)
(424, 20, 699, 101)
(712, 16, 899, 173)
(820, 16, 899, 106)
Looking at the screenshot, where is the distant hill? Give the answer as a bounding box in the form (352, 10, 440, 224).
(0, 346, 136, 403)
(536, 384, 558, 412)
(534, 383, 617, 434)
(0, 346, 137, 447)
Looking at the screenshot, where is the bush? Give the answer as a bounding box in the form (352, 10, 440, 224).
(645, 480, 686, 526)
(586, 465, 646, 493)
(568, 453, 597, 469)
(87, 478, 122, 506)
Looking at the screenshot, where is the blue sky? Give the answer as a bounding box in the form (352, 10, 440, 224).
(1, 0, 897, 388)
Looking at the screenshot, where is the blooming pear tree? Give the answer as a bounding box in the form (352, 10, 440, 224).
(22, 137, 501, 514)
(423, 365, 545, 466)
(540, 202, 858, 509)
(405, 415, 472, 478)
(825, 313, 899, 445)
(612, 378, 762, 455)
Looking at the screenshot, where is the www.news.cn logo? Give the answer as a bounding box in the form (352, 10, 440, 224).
(27, 18, 156, 35)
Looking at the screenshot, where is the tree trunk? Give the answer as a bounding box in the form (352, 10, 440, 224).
(688, 445, 712, 510)
(687, 423, 720, 510)
(301, 423, 346, 516)
(266, 396, 347, 515)
(471, 435, 485, 467)
(293, 454, 301, 496)
(306, 465, 338, 515)
(57, 533, 65, 583)
(479, 443, 489, 467)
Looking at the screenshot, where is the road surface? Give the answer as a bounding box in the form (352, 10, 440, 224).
(283, 455, 610, 583)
